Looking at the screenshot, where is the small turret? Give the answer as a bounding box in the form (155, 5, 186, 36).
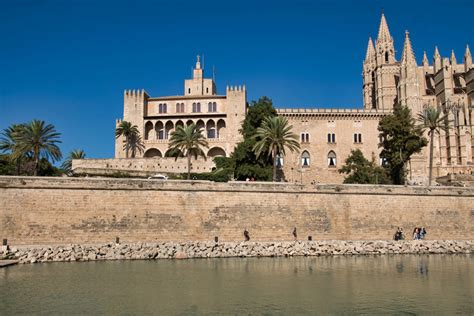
(450, 50, 457, 67)
(433, 46, 442, 73)
(422, 51, 430, 72)
(401, 31, 417, 67)
(464, 45, 472, 71)
(364, 37, 376, 64)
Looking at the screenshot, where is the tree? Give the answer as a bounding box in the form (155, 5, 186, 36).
(0, 124, 27, 175)
(13, 120, 62, 176)
(168, 123, 209, 180)
(253, 116, 300, 182)
(115, 121, 142, 158)
(61, 149, 86, 174)
(378, 105, 427, 184)
(228, 96, 277, 181)
(339, 149, 390, 184)
(417, 106, 449, 186)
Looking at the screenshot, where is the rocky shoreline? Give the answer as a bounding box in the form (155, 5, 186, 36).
(1, 240, 472, 264)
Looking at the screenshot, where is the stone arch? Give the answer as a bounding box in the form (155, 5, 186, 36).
(186, 119, 194, 126)
(144, 148, 162, 158)
(217, 119, 226, 138)
(327, 150, 337, 167)
(165, 121, 174, 139)
(206, 119, 216, 138)
(196, 119, 205, 132)
(207, 147, 226, 158)
(301, 150, 310, 167)
(144, 121, 154, 140)
(165, 148, 184, 157)
(175, 120, 184, 129)
(155, 121, 164, 140)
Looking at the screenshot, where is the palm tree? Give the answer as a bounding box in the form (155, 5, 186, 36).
(61, 149, 86, 174)
(253, 116, 300, 182)
(417, 106, 449, 186)
(115, 121, 141, 158)
(168, 123, 208, 180)
(0, 124, 27, 174)
(13, 120, 62, 176)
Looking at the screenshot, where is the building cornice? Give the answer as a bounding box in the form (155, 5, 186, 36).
(148, 95, 227, 101)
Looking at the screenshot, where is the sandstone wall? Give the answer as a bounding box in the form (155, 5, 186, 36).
(1, 176, 473, 245)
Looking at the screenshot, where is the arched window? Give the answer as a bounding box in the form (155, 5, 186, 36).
(385, 52, 389, 63)
(301, 151, 310, 168)
(192, 102, 197, 112)
(301, 133, 310, 143)
(158, 103, 167, 114)
(176, 103, 185, 113)
(208, 102, 217, 112)
(328, 151, 337, 167)
(328, 133, 336, 143)
(206, 87, 209, 93)
(156, 122, 164, 140)
(354, 133, 362, 143)
(196, 102, 201, 112)
(188, 88, 191, 94)
(206, 120, 216, 138)
(144, 121, 154, 140)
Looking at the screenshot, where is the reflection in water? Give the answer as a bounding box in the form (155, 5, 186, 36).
(0, 255, 472, 314)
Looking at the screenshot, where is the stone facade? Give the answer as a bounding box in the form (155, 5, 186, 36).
(115, 56, 246, 160)
(75, 13, 473, 184)
(1, 177, 473, 245)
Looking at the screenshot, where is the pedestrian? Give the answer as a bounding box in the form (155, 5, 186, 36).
(420, 227, 427, 240)
(413, 227, 419, 240)
(292, 227, 297, 240)
(244, 229, 250, 241)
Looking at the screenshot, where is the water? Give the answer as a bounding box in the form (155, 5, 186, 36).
(1, 255, 472, 314)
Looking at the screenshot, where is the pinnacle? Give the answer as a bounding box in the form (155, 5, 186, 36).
(465, 45, 472, 58)
(377, 13, 392, 44)
(434, 46, 441, 59)
(365, 37, 376, 63)
(422, 51, 429, 65)
(450, 50, 457, 65)
(401, 31, 416, 66)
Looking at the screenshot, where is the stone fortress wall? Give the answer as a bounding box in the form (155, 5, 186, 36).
(72, 157, 215, 177)
(1, 176, 473, 246)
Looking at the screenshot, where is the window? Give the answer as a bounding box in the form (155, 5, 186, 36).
(301, 151, 310, 168)
(206, 87, 209, 93)
(188, 88, 191, 94)
(158, 103, 167, 114)
(328, 133, 336, 143)
(208, 102, 217, 112)
(192, 102, 201, 113)
(301, 133, 310, 143)
(385, 52, 389, 63)
(354, 133, 362, 144)
(327, 151, 337, 167)
(176, 103, 185, 113)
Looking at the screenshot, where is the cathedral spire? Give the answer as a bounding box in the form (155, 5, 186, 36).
(375, 13, 395, 65)
(364, 37, 376, 63)
(465, 45, 472, 70)
(377, 13, 392, 44)
(401, 31, 417, 66)
(433, 46, 442, 72)
(450, 50, 457, 67)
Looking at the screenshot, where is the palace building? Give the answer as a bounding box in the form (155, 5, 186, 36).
(77, 13, 473, 184)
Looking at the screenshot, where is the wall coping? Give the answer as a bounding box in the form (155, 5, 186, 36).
(1, 176, 473, 197)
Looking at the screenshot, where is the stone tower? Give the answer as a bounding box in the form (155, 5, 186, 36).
(398, 31, 421, 114)
(363, 13, 400, 111)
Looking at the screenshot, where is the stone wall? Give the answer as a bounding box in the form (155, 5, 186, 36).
(1, 176, 473, 245)
(4, 240, 472, 264)
(72, 157, 215, 177)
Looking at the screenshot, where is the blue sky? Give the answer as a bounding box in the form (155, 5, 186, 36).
(1, 0, 472, 159)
